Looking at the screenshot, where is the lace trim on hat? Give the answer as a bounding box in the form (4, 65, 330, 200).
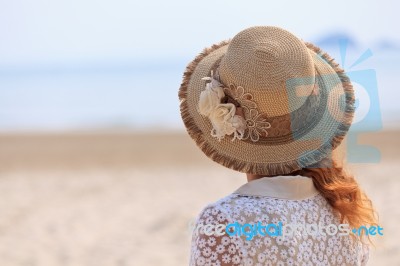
(198, 71, 271, 142)
(224, 84, 272, 142)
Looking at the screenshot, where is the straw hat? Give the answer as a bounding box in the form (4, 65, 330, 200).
(178, 26, 355, 175)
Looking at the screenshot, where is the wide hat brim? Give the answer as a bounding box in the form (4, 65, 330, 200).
(178, 40, 355, 175)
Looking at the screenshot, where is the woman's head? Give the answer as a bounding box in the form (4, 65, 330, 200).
(179, 26, 355, 176)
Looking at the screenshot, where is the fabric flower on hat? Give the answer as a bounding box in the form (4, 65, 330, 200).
(198, 74, 246, 141)
(198, 84, 224, 116)
(209, 103, 246, 141)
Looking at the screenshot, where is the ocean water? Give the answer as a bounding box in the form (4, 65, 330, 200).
(0, 65, 183, 131)
(0, 48, 399, 132)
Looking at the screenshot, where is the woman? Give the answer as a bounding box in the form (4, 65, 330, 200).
(178, 26, 376, 265)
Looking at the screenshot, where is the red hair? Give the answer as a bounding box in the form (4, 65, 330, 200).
(294, 158, 377, 240)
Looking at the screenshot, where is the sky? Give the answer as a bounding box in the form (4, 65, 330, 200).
(0, 0, 398, 131)
(0, 0, 398, 67)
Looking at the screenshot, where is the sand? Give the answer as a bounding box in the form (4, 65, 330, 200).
(0, 130, 398, 265)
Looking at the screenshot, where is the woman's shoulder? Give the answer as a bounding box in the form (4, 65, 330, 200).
(195, 192, 334, 225)
(196, 194, 237, 218)
(193, 193, 250, 227)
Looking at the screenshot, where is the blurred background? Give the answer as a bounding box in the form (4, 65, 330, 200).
(0, 0, 398, 265)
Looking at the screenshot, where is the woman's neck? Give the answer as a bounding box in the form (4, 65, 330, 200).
(246, 173, 266, 182)
(246, 170, 302, 182)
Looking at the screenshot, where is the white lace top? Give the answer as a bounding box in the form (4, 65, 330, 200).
(189, 175, 369, 266)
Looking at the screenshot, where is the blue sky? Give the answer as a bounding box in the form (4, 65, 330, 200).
(0, 0, 398, 67)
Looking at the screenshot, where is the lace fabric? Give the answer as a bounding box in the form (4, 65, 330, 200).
(189, 177, 369, 266)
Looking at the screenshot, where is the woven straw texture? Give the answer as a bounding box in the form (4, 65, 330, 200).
(178, 26, 355, 175)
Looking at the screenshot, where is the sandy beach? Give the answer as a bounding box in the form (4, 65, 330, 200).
(0, 129, 398, 265)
